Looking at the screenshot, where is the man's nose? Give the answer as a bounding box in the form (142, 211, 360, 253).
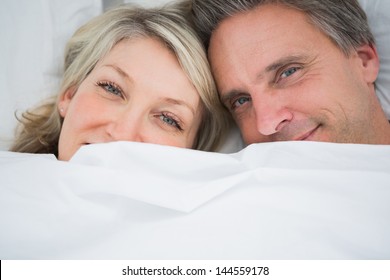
(252, 93, 293, 136)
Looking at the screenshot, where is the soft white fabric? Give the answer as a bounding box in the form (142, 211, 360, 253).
(0, 0, 102, 150)
(1, 141, 389, 259)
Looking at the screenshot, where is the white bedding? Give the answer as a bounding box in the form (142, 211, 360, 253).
(1, 141, 389, 259)
(1, 0, 390, 260)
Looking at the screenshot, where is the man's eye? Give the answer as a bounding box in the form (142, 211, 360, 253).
(232, 96, 251, 110)
(97, 81, 123, 97)
(280, 67, 298, 79)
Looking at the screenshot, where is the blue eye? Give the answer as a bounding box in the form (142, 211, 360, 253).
(160, 113, 183, 131)
(97, 81, 123, 97)
(280, 67, 298, 79)
(232, 96, 251, 109)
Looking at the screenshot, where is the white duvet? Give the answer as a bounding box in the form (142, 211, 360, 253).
(0, 141, 389, 259)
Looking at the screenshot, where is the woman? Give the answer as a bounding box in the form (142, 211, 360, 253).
(10, 3, 229, 160)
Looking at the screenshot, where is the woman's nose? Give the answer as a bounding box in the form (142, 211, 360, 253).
(105, 111, 144, 143)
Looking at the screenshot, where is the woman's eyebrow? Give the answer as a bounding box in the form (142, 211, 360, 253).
(102, 64, 133, 82)
(102, 64, 196, 116)
(160, 97, 196, 117)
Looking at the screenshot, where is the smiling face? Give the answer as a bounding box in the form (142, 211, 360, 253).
(57, 37, 203, 161)
(208, 4, 389, 145)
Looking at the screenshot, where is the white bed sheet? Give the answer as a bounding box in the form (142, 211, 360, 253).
(1, 141, 389, 259)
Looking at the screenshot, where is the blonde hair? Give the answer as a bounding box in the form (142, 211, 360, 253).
(11, 3, 230, 156)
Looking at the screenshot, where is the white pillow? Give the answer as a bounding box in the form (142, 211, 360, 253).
(358, 0, 390, 118)
(0, 0, 102, 150)
(123, 0, 173, 8)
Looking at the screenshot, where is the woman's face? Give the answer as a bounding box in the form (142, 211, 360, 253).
(57, 38, 203, 161)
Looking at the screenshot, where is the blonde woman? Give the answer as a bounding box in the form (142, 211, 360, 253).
(11, 3, 229, 160)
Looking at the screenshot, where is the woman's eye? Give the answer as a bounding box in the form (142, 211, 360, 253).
(97, 81, 123, 98)
(232, 96, 251, 110)
(160, 113, 183, 131)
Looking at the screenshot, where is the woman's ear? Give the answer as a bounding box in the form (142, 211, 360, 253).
(58, 87, 76, 117)
(356, 43, 380, 84)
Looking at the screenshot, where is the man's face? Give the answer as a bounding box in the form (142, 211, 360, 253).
(208, 4, 382, 145)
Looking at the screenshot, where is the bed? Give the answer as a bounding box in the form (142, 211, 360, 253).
(0, 0, 389, 259)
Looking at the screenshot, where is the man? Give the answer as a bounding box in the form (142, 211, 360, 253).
(191, 0, 390, 144)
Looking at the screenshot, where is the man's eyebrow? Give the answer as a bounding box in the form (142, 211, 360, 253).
(220, 54, 311, 103)
(102, 64, 133, 82)
(161, 97, 196, 116)
(220, 89, 247, 106)
(264, 54, 309, 73)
